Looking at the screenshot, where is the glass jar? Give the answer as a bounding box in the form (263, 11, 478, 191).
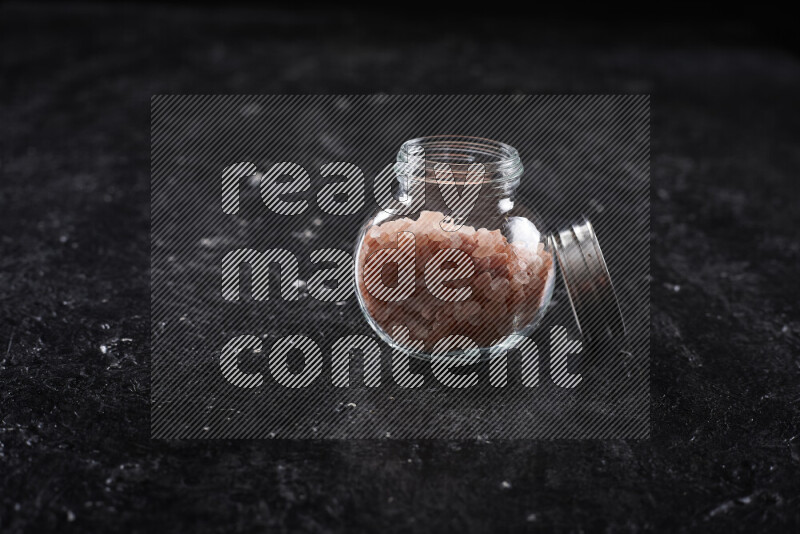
(354, 136, 623, 359)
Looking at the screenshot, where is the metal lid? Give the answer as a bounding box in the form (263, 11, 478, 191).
(549, 218, 626, 343)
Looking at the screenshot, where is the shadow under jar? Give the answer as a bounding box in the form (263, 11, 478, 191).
(354, 136, 623, 360)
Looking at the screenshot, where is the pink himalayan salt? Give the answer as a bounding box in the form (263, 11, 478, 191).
(357, 210, 552, 350)
(472, 245, 495, 259)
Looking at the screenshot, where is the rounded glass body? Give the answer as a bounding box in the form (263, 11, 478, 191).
(354, 137, 555, 358)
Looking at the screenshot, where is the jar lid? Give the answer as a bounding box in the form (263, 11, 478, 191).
(549, 218, 626, 343)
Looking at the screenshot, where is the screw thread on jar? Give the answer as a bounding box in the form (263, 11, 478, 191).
(395, 136, 523, 198)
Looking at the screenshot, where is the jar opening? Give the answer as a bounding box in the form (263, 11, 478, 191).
(396, 136, 523, 189)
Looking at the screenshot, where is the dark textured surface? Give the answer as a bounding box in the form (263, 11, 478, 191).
(2, 3, 800, 532)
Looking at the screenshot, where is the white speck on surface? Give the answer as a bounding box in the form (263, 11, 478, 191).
(705, 493, 757, 520)
(500, 480, 512, 490)
(200, 236, 231, 249)
(291, 228, 317, 242)
(202, 426, 210, 432)
(312, 217, 323, 226)
(59, 234, 69, 243)
(588, 199, 605, 213)
(293, 280, 308, 294)
(663, 283, 681, 292)
(526, 513, 538, 522)
(782, 325, 790, 334)
(67, 510, 76, 522)
(344, 402, 357, 409)
(99, 345, 108, 355)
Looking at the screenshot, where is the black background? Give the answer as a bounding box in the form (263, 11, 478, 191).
(2, 2, 799, 532)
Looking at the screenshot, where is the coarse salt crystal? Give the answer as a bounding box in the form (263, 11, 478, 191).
(358, 210, 552, 350)
(472, 245, 495, 258)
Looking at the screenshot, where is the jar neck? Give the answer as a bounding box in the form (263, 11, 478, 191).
(395, 136, 523, 199)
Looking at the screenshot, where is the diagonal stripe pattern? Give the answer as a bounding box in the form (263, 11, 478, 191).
(151, 95, 649, 439)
